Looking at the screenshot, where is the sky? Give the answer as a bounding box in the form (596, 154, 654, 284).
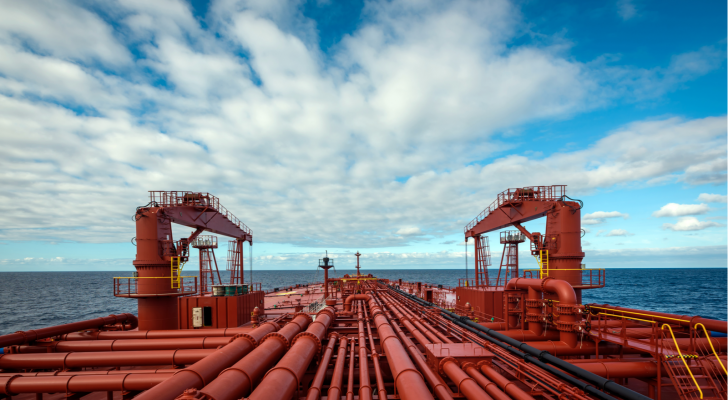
(0, 0, 726, 272)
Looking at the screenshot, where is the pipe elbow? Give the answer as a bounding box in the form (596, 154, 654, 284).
(541, 278, 577, 305)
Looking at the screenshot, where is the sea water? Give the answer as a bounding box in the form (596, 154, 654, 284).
(0, 268, 725, 335)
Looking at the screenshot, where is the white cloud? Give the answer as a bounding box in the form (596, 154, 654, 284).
(698, 193, 728, 203)
(662, 217, 723, 232)
(616, 0, 637, 21)
(605, 229, 633, 237)
(0, 0, 724, 250)
(582, 211, 629, 225)
(653, 203, 710, 217)
(396, 227, 422, 236)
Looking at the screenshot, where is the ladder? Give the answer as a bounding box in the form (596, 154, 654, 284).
(533, 250, 549, 278)
(661, 324, 724, 400)
(171, 256, 182, 289)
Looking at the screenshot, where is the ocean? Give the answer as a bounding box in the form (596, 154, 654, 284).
(0, 268, 725, 335)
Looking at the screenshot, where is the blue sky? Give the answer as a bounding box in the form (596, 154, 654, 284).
(0, 0, 725, 272)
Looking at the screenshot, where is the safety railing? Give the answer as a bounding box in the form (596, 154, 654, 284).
(522, 268, 606, 288)
(661, 324, 704, 399)
(500, 230, 526, 243)
(307, 296, 331, 313)
(191, 235, 218, 248)
(249, 282, 262, 292)
(465, 185, 567, 232)
(113, 276, 198, 297)
(148, 191, 252, 235)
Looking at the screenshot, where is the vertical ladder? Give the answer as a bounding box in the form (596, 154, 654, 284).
(171, 256, 181, 289)
(475, 236, 491, 286)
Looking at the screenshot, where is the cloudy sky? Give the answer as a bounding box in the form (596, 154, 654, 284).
(0, 0, 725, 272)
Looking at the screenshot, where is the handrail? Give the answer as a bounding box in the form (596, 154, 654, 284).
(694, 322, 727, 374)
(662, 324, 703, 399)
(591, 306, 690, 323)
(113, 276, 197, 279)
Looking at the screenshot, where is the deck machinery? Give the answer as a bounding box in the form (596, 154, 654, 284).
(0, 188, 726, 400)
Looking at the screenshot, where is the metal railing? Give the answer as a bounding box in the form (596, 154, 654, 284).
(113, 276, 198, 297)
(191, 235, 218, 248)
(500, 231, 526, 243)
(465, 185, 567, 232)
(521, 268, 605, 287)
(307, 296, 331, 313)
(148, 191, 253, 235)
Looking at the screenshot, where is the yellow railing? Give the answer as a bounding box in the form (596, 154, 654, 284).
(522, 268, 606, 287)
(662, 324, 703, 399)
(694, 323, 727, 374)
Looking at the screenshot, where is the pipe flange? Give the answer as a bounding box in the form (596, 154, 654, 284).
(555, 304, 577, 315)
(460, 361, 476, 371)
(230, 333, 257, 347)
(1, 374, 22, 396)
(438, 356, 459, 376)
(475, 359, 493, 368)
(291, 331, 322, 358)
(540, 276, 555, 292)
(525, 313, 542, 322)
(259, 332, 290, 349)
(525, 299, 545, 308)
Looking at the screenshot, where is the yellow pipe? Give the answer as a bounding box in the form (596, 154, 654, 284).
(590, 306, 690, 323)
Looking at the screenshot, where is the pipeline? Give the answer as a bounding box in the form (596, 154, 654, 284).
(8, 337, 234, 353)
(0, 373, 167, 396)
(461, 363, 516, 400)
(305, 333, 339, 400)
(130, 320, 281, 400)
(327, 335, 349, 400)
(389, 283, 651, 400)
(60, 326, 256, 341)
(0, 313, 138, 348)
(196, 313, 313, 400)
(377, 293, 454, 400)
(364, 296, 388, 400)
(247, 306, 336, 400)
(440, 357, 492, 400)
(356, 300, 373, 400)
(0, 349, 215, 369)
(347, 333, 356, 400)
(368, 293, 436, 400)
(343, 293, 371, 312)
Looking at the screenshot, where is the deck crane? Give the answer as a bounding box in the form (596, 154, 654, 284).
(464, 185, 588, 302)
(129, 191, 252, 330)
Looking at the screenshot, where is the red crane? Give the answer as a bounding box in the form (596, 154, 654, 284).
(129, 191, 252, 330)
(464, 185, 588, 302)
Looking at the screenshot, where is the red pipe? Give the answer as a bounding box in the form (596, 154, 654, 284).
(461, 363, 511, 400)
(441, 358, 492, 400)
(198, 313, 313, 400)
(60, 326, 255, 341)
(129, 321, 280, 400)
(0, 313, 137, 348)
(373, 295, 446, 400)
(10, 337, 234, 353)
(305, 333, 339, 400)
(344, 294, 371, 312)
(347, 336, 356, 400)
(248, 307, 337, 400)
(0, 373, 167, 395)
(479, 364, 536, 400)
(357, 300, 373, 400)
(327, 336, 349, 400)
(364, 302, 388, 400)
(506, 278, 580, 346)
(0, 349, 216, 369)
